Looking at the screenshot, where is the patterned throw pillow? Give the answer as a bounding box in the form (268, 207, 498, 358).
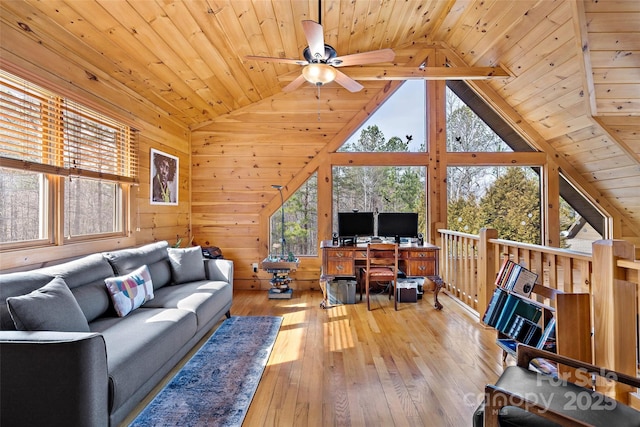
(105, 265, 154, 317)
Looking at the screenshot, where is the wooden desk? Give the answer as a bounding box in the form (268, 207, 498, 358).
(320, 240, 444, 310)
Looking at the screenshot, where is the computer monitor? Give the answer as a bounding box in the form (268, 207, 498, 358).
(337, 212, 375, 238)
(377, 212, 419, 239)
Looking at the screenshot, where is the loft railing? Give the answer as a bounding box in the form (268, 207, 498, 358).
(437, 228, 639, 406)
(438, 228, 593, 313)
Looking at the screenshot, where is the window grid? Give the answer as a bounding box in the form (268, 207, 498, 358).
(0, 70, 138, 182)
(0, 69, 134, 247)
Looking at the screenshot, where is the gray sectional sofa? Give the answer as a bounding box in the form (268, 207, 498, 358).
(0, 241, 233, 427)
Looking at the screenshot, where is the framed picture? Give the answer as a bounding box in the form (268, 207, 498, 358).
(150, 148, 178, 205)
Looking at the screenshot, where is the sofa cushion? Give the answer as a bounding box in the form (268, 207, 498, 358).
(0, 272, 54, 330)
(6, 277, 90, 332)
(41, 253, 115, 323)
(103, 241, 172, 290)
(104, 265, 154, 317)
(167, 246, 206, 284)
(144, 279, 232, 328)
(90, 307, 197, 413)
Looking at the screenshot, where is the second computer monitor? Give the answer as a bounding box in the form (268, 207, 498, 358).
(377, 212, 419, 240)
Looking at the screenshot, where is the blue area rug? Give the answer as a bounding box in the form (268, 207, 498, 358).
(130, 316, 282, 427)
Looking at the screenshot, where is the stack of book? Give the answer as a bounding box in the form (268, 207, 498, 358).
(506, 315, 542, 345)
(495, 258, 538, 297)
(484, 257, 557, 357)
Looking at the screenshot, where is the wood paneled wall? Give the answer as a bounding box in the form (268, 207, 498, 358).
(0, 19, 191, 270)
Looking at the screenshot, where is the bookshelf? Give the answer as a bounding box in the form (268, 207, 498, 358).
(483, 256, 592, 370)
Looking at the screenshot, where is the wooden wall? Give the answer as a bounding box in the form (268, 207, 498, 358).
(0, 19, 191, 270)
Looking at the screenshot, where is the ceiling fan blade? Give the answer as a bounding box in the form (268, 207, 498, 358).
(334, 70, 364, 93)
(245, 55, 307, 66)
(331, 48, 395, 67)
(282, 74, 308, 93)
(301, 20, 325, 61)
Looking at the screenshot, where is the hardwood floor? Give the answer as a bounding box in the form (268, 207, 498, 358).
(233, 289, 506, 427)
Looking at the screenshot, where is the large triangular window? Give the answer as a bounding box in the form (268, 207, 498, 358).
(339, 81, 426, 152)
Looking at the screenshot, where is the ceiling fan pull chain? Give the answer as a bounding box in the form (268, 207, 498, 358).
(317, 85, 321, 121)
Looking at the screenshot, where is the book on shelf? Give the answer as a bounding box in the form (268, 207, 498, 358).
(510, 267, 538, 297)
(496, 338, 518, 355)
(522, 323, 542, 346)
(494, 294, 519, 332)
(494, 257, 512, 287)
(503, 264, 521, 290)
(496, 260, 517, 288)
(536, 317, 556, 350)
(482, 288, 508, 327)
(496, 296, 542, 334)
(494, 258, 538, 297)
(505, 314, 526, 339)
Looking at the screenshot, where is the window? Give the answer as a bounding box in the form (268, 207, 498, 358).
(447, 166, 541, 244)
(270, 173, 318, 256)
(0, 167, 49, 244)
(333, 165, 427, 237)
(0, 70, 137, 247)
(339, 80, 426, 152)
(446, 86, 511, 153)
(64, 177, 122, 239)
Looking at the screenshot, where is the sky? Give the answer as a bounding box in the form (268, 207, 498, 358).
(343, 80, 426, 151)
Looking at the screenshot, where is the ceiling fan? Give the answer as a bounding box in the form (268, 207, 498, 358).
(245, 20, 395, 93)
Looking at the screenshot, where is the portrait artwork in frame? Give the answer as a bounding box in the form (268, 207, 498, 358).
(150, 148, 179, 205)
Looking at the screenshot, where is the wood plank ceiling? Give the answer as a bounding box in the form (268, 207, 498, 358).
(1, 0, 639, 240)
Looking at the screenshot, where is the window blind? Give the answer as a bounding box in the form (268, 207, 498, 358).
(0, 70, 138, 183)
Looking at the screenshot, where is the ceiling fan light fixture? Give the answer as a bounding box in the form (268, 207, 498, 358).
(302, 63, 337, 86)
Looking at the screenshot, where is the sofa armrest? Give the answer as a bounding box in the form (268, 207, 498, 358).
(516, 344, 640, 389)
(204, 258, 234, 283)
(0, 331, 109, 427)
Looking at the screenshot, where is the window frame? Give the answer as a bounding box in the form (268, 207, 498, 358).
(0, 69, 137, 251)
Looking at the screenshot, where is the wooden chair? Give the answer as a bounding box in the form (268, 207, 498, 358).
(362, 243, 399, 311)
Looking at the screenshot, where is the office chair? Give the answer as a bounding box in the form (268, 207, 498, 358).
(363, 243, 399, 311)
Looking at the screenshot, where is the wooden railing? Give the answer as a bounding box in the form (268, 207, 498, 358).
(438, 229, 480, 311)
(438, 228, 640, 405)
(438, 228, 593, 313)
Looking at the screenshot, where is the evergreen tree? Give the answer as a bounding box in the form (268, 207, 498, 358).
(477, 168, 541, 244)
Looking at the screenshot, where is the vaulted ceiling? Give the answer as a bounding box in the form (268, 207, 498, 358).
(1, 0, 639, 238)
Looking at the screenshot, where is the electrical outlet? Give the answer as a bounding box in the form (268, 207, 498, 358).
(252, 262, 258, 273)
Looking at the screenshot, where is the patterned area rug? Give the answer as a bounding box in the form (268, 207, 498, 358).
(130, 316, 282, 427)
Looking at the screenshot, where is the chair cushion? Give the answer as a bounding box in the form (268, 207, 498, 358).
(474, 366, 640, 427)
(6, 277, 90, 332)
(367, 267, 395, 278)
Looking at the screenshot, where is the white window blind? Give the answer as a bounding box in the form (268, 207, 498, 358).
(0, 70, 138, 183)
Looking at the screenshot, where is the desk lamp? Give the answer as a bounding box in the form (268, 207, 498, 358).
(271, 184, 285, 260)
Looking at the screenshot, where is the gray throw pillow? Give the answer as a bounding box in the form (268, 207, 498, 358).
(6, 276, 90, 332)
(167, 246, 206, 284)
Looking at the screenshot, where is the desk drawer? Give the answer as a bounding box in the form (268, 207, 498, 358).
(354, 249, 368, 259)
(325, 249, 353, 259)
(325, 259, 354, 276)
(405, 260, 436, 276)
(408, 251, 436, 260)
(324, 249, 354, 276)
